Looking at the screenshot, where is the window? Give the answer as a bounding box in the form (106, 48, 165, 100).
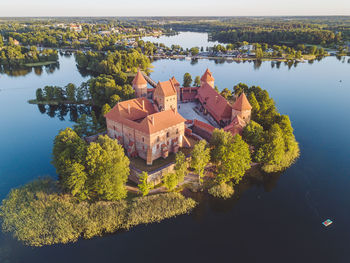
(157, 136, 160, 142)
(176, 129, 179, 134)
(166, 132, 169, 138)
(142, 137, 144, 142)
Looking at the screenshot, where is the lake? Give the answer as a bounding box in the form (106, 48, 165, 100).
(0, 40, 350, 262)
(142, 31, 220, 49)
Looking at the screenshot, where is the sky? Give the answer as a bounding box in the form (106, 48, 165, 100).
(1, 0, 350, 17)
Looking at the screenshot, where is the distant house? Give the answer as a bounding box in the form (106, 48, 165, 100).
(98, 31, 111, 36)
(12, 39, 20, 46)
(70, 24, 82, 33)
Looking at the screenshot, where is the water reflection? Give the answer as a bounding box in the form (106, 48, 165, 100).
(36, 104, 91, 122)
(190, 166, 282, 219)
(0, 63, 60, 77)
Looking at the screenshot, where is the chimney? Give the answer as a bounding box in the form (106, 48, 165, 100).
(142, 100, 145, 110)
(151, 116, 155, 125)
(128, 104, 130, 114)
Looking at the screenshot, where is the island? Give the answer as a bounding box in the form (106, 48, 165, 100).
(0, 68, 299, 247)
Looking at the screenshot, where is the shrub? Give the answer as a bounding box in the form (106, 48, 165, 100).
(208, 183, 234, 199)
(0, 179, 196, 247)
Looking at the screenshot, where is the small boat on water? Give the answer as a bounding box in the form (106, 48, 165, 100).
(322, 219, 333, 227)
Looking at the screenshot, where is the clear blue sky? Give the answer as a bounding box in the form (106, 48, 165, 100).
(1, 0, 349, 16)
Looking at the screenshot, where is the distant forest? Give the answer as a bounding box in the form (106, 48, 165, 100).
(157, 16, 350, 46)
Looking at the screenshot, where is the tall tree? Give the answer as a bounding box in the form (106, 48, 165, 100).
(85, 135, 129, 201)
(52, 128, 87, 185)
(138, 171, 152, 196)
(191, 140, 210, 184)
(216, 134, 251, 184)
(174, 151, 188, 184)
(183, 73, 192, 87)
(194, 76, 201, 87)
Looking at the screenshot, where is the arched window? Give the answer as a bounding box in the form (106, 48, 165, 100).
(166, 132, 170, 138)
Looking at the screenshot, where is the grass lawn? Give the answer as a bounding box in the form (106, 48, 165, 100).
(24, 61, 57, 67)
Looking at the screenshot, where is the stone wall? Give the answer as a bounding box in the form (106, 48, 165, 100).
(129, 162, 176, 186)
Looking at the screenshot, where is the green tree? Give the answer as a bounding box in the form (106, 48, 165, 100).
(65, 83, 76, 102)
(216, 134, 251, 184)
(174, 151, 188, 184)
(210, 129, 233, 164)
(86, 135, 130, 201)
(138, 171, 152, 196)
(52, 128, 87, 186)
(65, 162, 88, 200)
(164, 173, 178, 191)
(183, 73, 192, 87)
(190, 47, 199, 56)
(256, 47, 263, 59)
(243, 121, 265, 147)
(260, 124, 286, 172)
(44, 86, 55, 100)
(110, 94, 120, 107)
(191, 140, 210, 184)
(36, 88, 44, 101)
(194, 76, 201, 87)
(220, 88, 231, 99)
(73, 114, 90, 137)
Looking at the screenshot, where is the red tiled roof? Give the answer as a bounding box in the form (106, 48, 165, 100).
(200, 68, 215, 82)
(193, 119, 215, 133)
(197, 83, 232, 123)
(139, 110, 186, 134)
(224, 116, 245, 136)
(170, 76, 180, 87)
(105, 97, 156, 121)
(232, 93, 252, 111)
(132, 70, 147, 86)
(154, 80, 177, 97)
(105, 98, 185, 135)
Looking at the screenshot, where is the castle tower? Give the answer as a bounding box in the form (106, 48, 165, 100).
(153, 80, 177, 111)
(200, 68, 215, 87)
(232, 92, 252, 123)
(170, 76, 181, 100)
(132, 69, 148, 98)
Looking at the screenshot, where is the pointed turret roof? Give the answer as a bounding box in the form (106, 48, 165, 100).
(200, 68, 215, 82)
(232, 92, 252, 111)
(132, 69, 147, 86)
(170, 76, 180, 87)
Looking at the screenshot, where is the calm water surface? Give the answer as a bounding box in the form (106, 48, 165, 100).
(142, 31, 219, 49)
(0, 48, 350, 262)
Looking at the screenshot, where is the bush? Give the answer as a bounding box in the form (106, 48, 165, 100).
(0, 178, 196, 247)
(208, 183, 234, 199)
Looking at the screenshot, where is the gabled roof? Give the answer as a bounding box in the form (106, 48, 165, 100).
(105, 98, 156, 122)
(232, 93, 252, 111)
(170, 76, 180, 87)
(139, 110, 186, 134)
(154, 80, 177, 97)
(224, 115, 246, 136)
(197, 83, 232, 123)
(105, 98, 185, 135)
(200, 68, 215, 82)
(132, 69, 147, 86)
